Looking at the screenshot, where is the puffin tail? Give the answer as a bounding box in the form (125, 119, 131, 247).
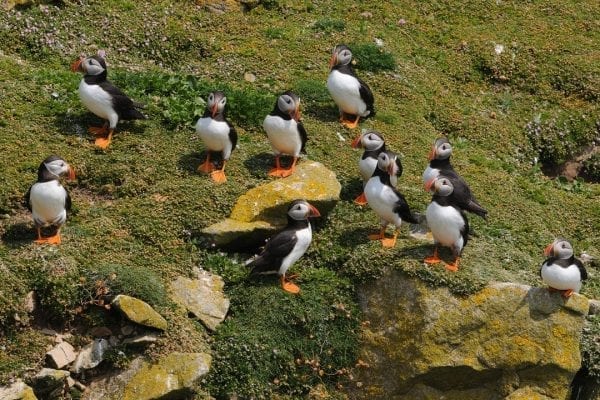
(123, 106, 147, 120)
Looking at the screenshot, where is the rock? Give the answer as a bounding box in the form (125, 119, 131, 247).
(244, 72, 256, 82)
(122, 352, 212, 400)
(196, 0, 242, 14)
(89, 326, 112, 338)
(83, 357, 147, 400)
(589, 299, 600, 315)
(170, 270, 229, 331)
(0, 380, 37, 400)
(202, 160, 341, 250)
(45, 341, 77, 369)
(72, 339, 111, 373)
(121, 324, 135, 336)
(122, 333, 159, 345)
(23, 291, 37, 313)
(28, 368, 69, 399)
(354, 273, 589, 399)
(111, 295, 167, 331)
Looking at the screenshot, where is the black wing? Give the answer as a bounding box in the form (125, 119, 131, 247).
(459, 208, 470, 251)
(24, 185, 32, 212)
(65, 188, 72, 213)
(358, 78, 375, 117)
(444, 172, 488, 219)
(392, 189, 418, 224)
(574, 258, 588, 280)
(297, 122, 308, 154)
(395, 155, 403, 179)
(248, 228, 298, 275)
(227, 121, 238, 152)
(100, 80, 146, 120)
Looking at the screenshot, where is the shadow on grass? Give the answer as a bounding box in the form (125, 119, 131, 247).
(53, 112, 147, 139)
(243, 152, 276, 178)
(338, 226, 373, 246)
(2, 222, 35, 248)
(340, 178, 363, 202)
(178, 150, 225, 175)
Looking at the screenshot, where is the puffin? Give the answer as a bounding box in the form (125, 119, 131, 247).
(70, 50, 146, 149)
(247, 200, 321, 294)
(24, 155, 76, 245)
(195, 91, 237, 183)
(423, 137, 487, 220)
(424, 176, 469, 272)
(327, 44, 375, 129)
(540, 238, 587, 298)
(364, 152, 417, 248)
(263, 91, 307, 178)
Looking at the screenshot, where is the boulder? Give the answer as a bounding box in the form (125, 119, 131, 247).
(201, 160, 341, 250)
(72, 339, 111, 373)
(122, 333, 159, 345)
(354, 273, 589, 399)
(83, 357, 147, 400)
(170, 270, 229, 331)
(111, 295, 167, 331)
(45, 341, 77, 369)
(0, 381, 37, 400)
(28, 368, 69, 399)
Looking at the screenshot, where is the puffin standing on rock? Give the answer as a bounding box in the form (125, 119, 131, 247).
(327, 44, 375, 129)
(540, 238, 587, 298)
(424, 176, 469, 272)
(364, 152, 416, 248)
(71, 50, 146, 149)
(247, 200, 321, 294)
(25, 156, 76, 245)
(195, 91, 237, 183)
(263, 91, 307, 178)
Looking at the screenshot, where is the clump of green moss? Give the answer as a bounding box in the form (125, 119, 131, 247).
(581, 314, 600, 383)
(313, 18, 346, 33)
(350, 43, 396, 72)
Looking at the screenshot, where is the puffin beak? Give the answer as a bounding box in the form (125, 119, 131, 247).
(544, 242, 554, 256)
(424, 178, 435, 192)
(67, 166, 76, 181)
(70, 57, 83, 73)
(308, 204, 321, 218)
(387, 162, 397, 177)
(329, 54, 337, 70)
(351, 135, 363, 148)
(211, 104, 218, 118)
(427, 145, 436, 161)
(292, 103, 301, 122)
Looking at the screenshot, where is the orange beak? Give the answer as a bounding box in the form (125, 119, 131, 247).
(211, 103, 218, 118)
(329, 54, 337, 70)
(351, 135, 363, 148)
(70, 57, 83, 72)
(387, 162, 397, 177)
(424, 178, 435, 192)
(427, 145, 436, 161)
(544, 242, 554, 256)
(292, 103, 301, 122)
(67, 166, 76, 181)
(308, 204, 321, 217)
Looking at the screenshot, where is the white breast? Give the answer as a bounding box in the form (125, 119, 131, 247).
(327, 70, 368, 116)
(29, 181, 68, 226)
(364, 178, 403, 228)
(263, 115, 302, 156)
(426, 201, 465, 250)
(195, 117, 231, 153)
(422, 166, 440, 186)
(279, 224, 312, 275)
(79, 80, 119, 128)
(541, 262, 583, 292)
(359, 156, 377, 183)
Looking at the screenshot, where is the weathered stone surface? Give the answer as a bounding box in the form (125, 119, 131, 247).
(0, 380, 37, 400)
(196, 0, 242, 14)
(29, 368, 69, 399)
(122, 333, 159, 345)
(111, 295, 167, 331)
(122, 352, 212, 400)
(170, 270, 229, 331)
(83, 357, 147, 400)
(45, 341, 77, 369)
(354, 273, 589, 399)
(202, 160, 340, 250)
(589, 299, 600, 315)
(72, 338, 110, 373)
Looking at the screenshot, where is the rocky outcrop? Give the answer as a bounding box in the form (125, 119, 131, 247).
(45, 342, 76, 369)
(0, 381, 37, 400)
(28, 368, 69, 399)
(201, 160, 341, 250)
(354, 273, 589, 399)
(72, 338, 110, 373)
(111, 295, 167, 331)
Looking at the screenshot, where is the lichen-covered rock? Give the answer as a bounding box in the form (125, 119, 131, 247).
(111, 295, 167, 331)
(28, 368, 69, 399)
(354, 273, 589, 399)
(201, 160, 341, 250)
(122, 352, 212, 400)
(170, 270, 229, 331)
(0, 380, 37, 400)
(83, 357, 147, 400)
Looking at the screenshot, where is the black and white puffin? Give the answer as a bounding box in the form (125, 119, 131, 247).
(24, 155, 76, 245)
(195, 91, 237, 183)
(364, 152, 416, 248)
(263, 91, 307, 178)
(540, 238, 587, 298)
(247, 200, 321, 294)
(424, 176, 469, 272)
(327, 44, 375, 129)
(71, 51, 146, 149)
(423, 137, 487, 219)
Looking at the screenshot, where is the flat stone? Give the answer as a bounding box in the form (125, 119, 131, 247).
(72, 338, 111, 373)
(111, 295, 167, 331)
(122, 333, 159, 345)
(89, 326, 112, 338)
(45, 342, 77, 369)
(587, 299, 600, 315)
(0, 380, 38, 400)
(29, 368, 70, 399)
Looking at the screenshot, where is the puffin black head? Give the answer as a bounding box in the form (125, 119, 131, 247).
(425, 176, 454, 196)
(276, 91, 301, 122)
(544, 238, 573, 259)
(37, 155, 76, 182)
(329, 44, 353, 70)
(206, 91, 227, 118)
(288, 200, 321, 221)
(428, 137, 452, 161)
(71, 50, 107, 78)
(351, 130, 385, 150)
(376, 151, 400, 177)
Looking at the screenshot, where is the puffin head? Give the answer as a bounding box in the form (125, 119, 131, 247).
(207, 91, 227, 118)
(425, 176, 454, 196)
(428, 137, 452, 161)
(38, 155, 76, 182)
(71, 50, 107, 76)
(329, 44, 353, 70)
(288, 200, 320, 221)
(277, 91, 301, 122)
(351, 130, 384, 150)
(544, 238, 573, 259)
(377, 151, 399, 177)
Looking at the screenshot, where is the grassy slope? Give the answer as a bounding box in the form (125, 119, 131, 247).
(0, 0, 598, 397)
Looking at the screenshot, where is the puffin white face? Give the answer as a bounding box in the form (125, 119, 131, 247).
(545, 239, 573, 259)
(330, 45, 353, 68)
(277, 92, 301, 121)
(287, 200, 321, 221)
(44, 158, 75, 180)
(377, 151, 398, 176)
(362, 132, 385, 151)
(81, 57, 106, 76)
(429, 138, 452, 161)
(431, 176, 454, 196)
(207, 91, 227, 117)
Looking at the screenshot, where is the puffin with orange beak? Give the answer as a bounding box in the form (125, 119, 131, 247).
(364, 152, 417, 248)
(70, 50, 146, 149)
(194, 91, 237, 183)
(24, 156, 76, 245)
(540, 238, 587, 298)
(327, 44, 375, 129)
(263, 91, 307, 178)
(247, 200, 321, 294)
(423, 137, 455, 185)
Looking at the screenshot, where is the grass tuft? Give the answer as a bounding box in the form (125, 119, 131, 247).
(350, 43, 396, 72)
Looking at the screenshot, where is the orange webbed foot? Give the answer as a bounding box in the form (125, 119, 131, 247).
(268, 167, 287, 177)
(35, 234, 61, 245)
(94, 136, 112, 149)
(342, 115, 360, 129)
(278, 167, 295, 178)
(89, 126, 108, 136)
(381, 237, 397, 248)
(210, 169, 227, 183)
(354, 192, 367, 206)
(198, 160, 215, 173)
(444, 257, 460, 272)
(280, 275, 300, 294)
(561, 289, 574, 298)
(368, 228, 385, 241)
(424, 256, 442, 264)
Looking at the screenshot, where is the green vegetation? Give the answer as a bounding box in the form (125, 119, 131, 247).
(0, 0, 598, 397)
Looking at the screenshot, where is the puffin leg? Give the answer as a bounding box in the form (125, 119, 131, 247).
(343, 115, 361, 129)
(381, 230, 398, 248)
(279, 157, 297, 178)
(268, 155, 286, 177)
(444, 257, 460, 272)
(34, 226, 47, 244)
(424, 246, 442, 264)
(354, 192, 368, 206)
(368, 227, 386, 241)
(280, 274, 300, 294)
(198, 153, 215, 173)
(210, 161, 227, 183)
(35, 227, 61, 245)
(89, 122, 109, 136)
(561, 289, 574, 298)
(95, 129, 114, 149)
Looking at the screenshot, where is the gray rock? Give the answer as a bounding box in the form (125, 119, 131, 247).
(589, 299, 600, 315)
(72, 338, 111, 373)
(122, 333, 159, 345)
(0, 380, 37, 400)
(111, 295, 167, 331)
(83, 357, 147, 400)
(23, 291, 37, 314)
(45, 342, 77, 369)
(29, 368, 69, 399)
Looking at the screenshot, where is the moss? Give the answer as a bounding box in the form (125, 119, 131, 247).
(349, 43, 396, 72)
(582, 314, 600, 378)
